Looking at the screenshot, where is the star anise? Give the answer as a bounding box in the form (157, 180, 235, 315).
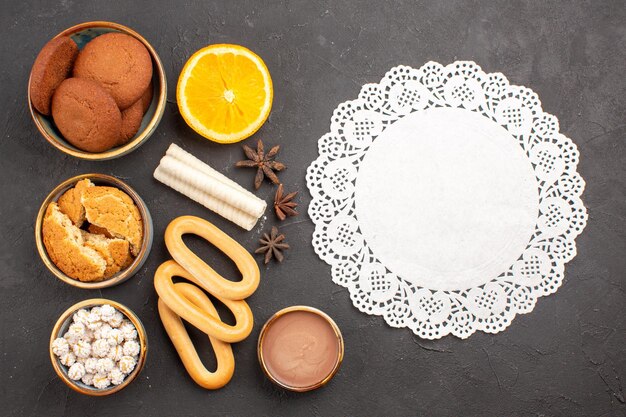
(274, 183, 298, 221)
(255, 226, 290, 264)
(235, 139, 285, 189)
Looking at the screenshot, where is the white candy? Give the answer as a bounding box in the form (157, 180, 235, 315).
(95, 358, 114, 374)
(108, 345, 124, 362)
(67, 322, 86, 340)
(60, 305, 141, 389)
(84, 357, 98, 374)
(107, 311, 124, 328)
(82, 329, 94, 341)
(72, 309, 90, 326)
(72, 340, 91, 359)
(107, 329, 124, 346)
(122, 340, 140, 357)
(59, 352, 76, 367)
(87, 320, 102, 331)
(87, 308, 103, 330)
(68, 363, 85, 380)
(94, 324, 112, 340)
(81, 373, 95, 386)
(118, 356, 136, 375)
(99, 304, 116, 321)
(92, 339, 110, 358)
(119, 319, 132, 329)
(119, 320, 138, 341)
(92, 374, 111, 389)
(51, 338, 69, 356)
(109, 367, 125, 386)
(57, 305, 141, 389)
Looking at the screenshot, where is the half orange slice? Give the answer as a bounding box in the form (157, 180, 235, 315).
(177, 44, 273, 144)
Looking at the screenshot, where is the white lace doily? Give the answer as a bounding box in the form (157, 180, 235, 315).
(306, 61, 587, 339)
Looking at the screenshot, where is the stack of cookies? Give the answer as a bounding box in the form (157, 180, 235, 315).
(30, 33, 154, 152)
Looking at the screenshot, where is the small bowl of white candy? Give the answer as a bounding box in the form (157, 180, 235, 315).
(49, 299, 147, 396)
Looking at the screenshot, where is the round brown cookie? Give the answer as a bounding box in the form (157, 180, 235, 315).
(51, 78, 122, 152)
(73, 32, 153, 110)
(118, 83, 153, 145)
(119, 98, 144, 145)
(29, 36, 78, 115)
(139, 81, 154, 114)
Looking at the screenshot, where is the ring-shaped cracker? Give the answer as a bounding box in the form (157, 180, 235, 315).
(158, 283, 235, 389)
(165, 215, 260, 300)
(155, 260, 253, 343)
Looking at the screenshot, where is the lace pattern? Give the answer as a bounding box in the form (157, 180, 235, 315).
(306, 61, 587, 339)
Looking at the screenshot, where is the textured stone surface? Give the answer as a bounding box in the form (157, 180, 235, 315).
(1, 0, 625, 416)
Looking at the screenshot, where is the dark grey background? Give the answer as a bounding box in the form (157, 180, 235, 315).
(1, 0, 625, 416)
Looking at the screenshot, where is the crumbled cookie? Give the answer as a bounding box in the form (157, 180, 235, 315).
(73, 32, 153, 110)
(42, 203, 106, 282)
(57, 179, 94, 226)
(81, 186, 143, 256)
(82, 232, 133, 278)
(30, 36, 78, 115)
(87, 224, 113, 238)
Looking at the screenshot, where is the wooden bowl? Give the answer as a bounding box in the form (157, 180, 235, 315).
(35, 173, 153, 289)
(28, 21, 166, 160)
(50, 298, 148, 396)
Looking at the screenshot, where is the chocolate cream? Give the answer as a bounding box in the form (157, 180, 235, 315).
(261, 310, 340, 389)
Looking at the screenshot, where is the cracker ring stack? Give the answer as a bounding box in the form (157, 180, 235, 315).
(154, 216, 259, 389)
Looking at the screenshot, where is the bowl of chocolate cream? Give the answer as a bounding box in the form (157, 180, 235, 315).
(258, 306, 344, 392)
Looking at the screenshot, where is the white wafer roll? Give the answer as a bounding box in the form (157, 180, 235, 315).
(154, 166, 259, 231)
(158, 156, 266, 218)
(166, 144, 255, 199)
